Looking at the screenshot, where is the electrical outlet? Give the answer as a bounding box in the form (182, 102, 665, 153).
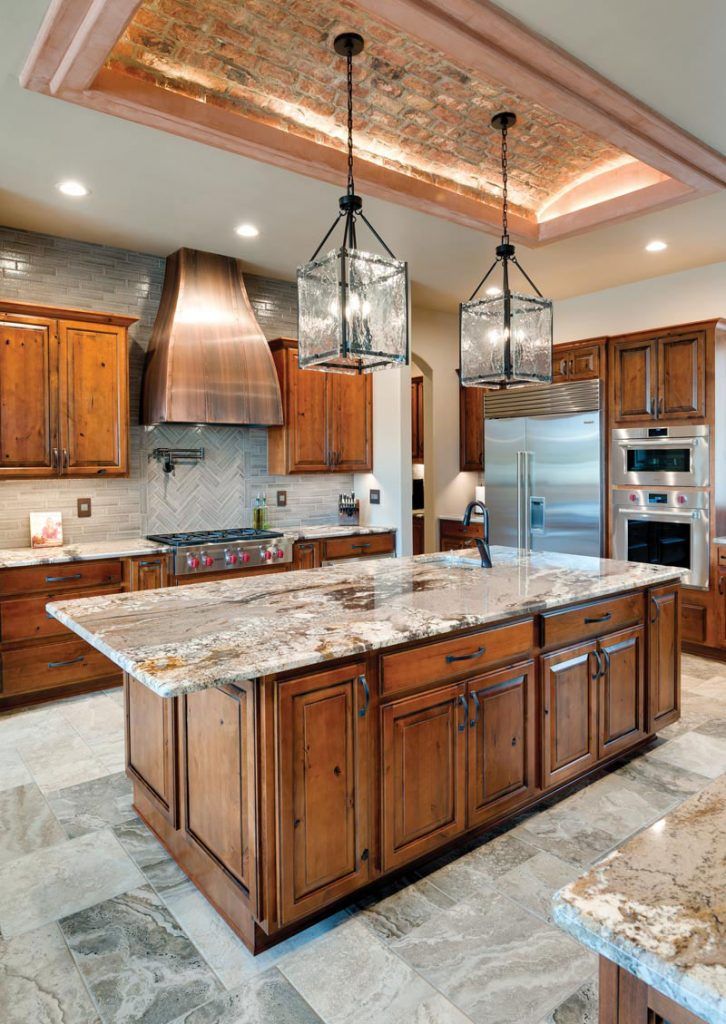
(276, 490, 287, 507)
(77, 497, 92, 518)
(369, 488, 381, 505)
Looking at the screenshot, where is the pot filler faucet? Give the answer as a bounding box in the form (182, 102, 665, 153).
(462, 500, 493, 569)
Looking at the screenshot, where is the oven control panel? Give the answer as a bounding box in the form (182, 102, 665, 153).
(618, 489, 709, 511)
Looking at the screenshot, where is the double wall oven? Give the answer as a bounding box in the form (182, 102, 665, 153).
(610, 425, 710, 590)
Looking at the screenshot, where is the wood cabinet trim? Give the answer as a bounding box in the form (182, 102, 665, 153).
(124, 674, 179, 827)
(0, 299, 137, 327)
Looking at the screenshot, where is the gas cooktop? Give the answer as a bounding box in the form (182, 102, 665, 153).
(147, 528, 292, 576)
(147, 528, 282, 547)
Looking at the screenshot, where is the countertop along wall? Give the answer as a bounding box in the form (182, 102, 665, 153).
(0, 226, 352, 548)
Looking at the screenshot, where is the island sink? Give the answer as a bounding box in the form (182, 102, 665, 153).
(48, 546, 683, 954)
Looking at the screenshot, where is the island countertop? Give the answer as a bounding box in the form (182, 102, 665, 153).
(552, 775, 726, 1024)
(47, 546, 682, 699)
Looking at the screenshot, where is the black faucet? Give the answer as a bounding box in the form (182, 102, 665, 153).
(462, 500, 493, 568)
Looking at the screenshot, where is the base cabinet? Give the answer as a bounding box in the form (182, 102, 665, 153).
(598, 626, 646, 759)
(277, 663, 371, 924)
(648, 585, 681, 730)
(541, 641, 598, 789)
(125, 674, 177, 825)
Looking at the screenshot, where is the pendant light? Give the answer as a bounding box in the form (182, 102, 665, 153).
(297, 33, 409, 374)
(460, 112, 553, 388)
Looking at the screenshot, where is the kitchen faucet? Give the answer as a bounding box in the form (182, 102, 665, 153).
(462, 500, 493, 568)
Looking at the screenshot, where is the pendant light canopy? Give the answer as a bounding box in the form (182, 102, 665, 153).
(460, 112, 553, 389)
(297, 33, 409, 374)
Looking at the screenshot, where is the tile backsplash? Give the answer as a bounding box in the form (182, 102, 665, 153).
(0, 226, 351, 548)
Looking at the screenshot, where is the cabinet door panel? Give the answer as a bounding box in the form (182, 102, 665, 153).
(459, 385, 484, 471)
(648, 586, 680, 730)
(541, 641, 598, 788)
(599, 626, 646, 758)
(382, 683, 466, 871)
(611, 338, 657, 423)
(570, 344, 600, 381)
(467, 662, 537, 828)
(552, 347, 571, 383)
(184, 686, 256, 907)
(278, 664, 370, 924)
(329, 372, 372, 471)
(59, 321, 128, 474)
(290, 359, 329, 471)
(125, 674, 177, 825)
(130, 557, 168, 591)
(658, 333, 705, 419)
(0, 317, 58, 476)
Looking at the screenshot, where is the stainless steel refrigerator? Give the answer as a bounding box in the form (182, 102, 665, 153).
(483, 380, 602, 556)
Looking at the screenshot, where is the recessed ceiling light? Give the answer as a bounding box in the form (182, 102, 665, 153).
(485, 286, 502, 296)
(235, 223, 259, 238)
(645, 239, 667, 252)
(56, 180, 89, 197)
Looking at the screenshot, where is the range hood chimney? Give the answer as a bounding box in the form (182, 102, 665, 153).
(141, 248, 283, 426)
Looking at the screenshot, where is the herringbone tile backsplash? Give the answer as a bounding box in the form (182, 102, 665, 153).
(0, 226, 351, 547)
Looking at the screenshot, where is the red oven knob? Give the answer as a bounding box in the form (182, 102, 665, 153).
(241, 551, 251, 564)
(276, 548, 285, 559)
(629, 493, 637, 503)
(187, 554, 200, 570)
(677, 494, 687, 504)
(262, 549, 272, 561)
(201, 554, 215, 568)
(225, 550, 238, 565)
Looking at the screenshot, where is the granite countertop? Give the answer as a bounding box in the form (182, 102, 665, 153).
(284, 525, 396, 540)
(714, 536, 726, 546)
(0, 538, 171, 569)
(552, 776, 726, 1024)
(48, 546, 681, 699)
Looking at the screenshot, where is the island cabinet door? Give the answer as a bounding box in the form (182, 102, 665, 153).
(277, 663, 371, 925)
(541, 641, 598, 789)
(647, 585, 681, 731)
(382, 682, 467, 872)
(598, 626, 646, 759)
(125, 675, 178, 827)
(466, 661, 537, 829)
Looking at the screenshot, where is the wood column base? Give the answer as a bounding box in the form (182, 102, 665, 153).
(599, 956, 707, 1024)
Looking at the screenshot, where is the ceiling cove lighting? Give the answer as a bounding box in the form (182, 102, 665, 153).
(459, 112, 553, 389)
(235, 223, 259, 238)
(297, 32, 409, 374)
(645, 239, 668, 252)
(56, 180, 89, 197)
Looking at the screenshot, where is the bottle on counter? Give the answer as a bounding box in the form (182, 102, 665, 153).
(252, 493, 268, 531)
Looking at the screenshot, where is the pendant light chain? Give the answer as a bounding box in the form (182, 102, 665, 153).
(500, 123, 509, 244)
(346, 47, 355, 197)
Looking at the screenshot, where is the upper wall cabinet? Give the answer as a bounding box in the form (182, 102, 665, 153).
(552, 339, 604, 384)
(267, 338, 372, 474)
(610, 329, 706, 425)
(411, 376, 424, 463)
(0, 301, 134, 479)
(459, 383, 484, 472)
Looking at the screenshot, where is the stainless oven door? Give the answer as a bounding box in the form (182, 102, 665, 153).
(611, 427, 709, 488)
(612, 504, 709, 589)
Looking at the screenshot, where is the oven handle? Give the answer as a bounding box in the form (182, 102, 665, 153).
(616, 507, 706, 522)
(615, 438, 700, 450)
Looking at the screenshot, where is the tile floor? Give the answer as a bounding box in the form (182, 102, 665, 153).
(0, 656, 724, 1024)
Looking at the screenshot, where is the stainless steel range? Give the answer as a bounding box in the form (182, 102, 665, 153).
(147, 529, 293, 577)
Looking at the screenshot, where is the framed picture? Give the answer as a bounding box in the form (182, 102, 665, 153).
(30, 512, 64, 548)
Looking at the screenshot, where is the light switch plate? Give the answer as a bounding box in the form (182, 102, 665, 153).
(369, 489, 381, 505)
(77, 498, 92, 518)
(276, 490, 287, 507)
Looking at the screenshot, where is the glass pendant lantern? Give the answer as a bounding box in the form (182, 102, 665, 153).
(460, 112, 553, 388)
(297, 32, 409, 374)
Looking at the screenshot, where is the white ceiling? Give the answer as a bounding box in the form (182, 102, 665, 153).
(1, 0, 725, 312)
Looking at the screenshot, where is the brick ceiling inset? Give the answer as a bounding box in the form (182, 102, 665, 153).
(107, 0, 643, 224)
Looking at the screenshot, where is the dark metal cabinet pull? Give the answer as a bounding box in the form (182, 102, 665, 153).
(601, 647, 611, 676)
(590, 649, 603, 680)
(457, 693, 468, 731)
(358, 674, 370, 717)
(138, 560, 160, 567)
(584, 612, 611, 624)
(469, 691, 480, 728)
(45, 573, 82, 583)
(48, 655, 84, 668)
(651, 598, 660, 623)
(719, 576, 726, 596)
(352, 543, 371, 551)
(445, 645, 486, 664)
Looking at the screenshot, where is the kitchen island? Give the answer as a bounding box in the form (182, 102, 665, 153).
(48, 546, 682, 954)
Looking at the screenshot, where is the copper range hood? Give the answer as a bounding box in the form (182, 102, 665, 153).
(141, 248, 283, 426)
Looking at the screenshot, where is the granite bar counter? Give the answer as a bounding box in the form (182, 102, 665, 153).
(47, 546, 684, 954)
(0, 537, 172, 569)
(553, 775, 726, 1024)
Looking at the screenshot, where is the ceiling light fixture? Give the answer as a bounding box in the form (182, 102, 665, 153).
(459, 113, 553, 389)
(297, 32, 409, 374)
(56, 180, 89, 197)
(645, 239, 667, 252)
(235, 223, 259, 238)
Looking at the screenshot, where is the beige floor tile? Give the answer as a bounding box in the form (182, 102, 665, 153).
(17, 731, 109, 793)
(0, 783, 66, 865)
(647, 730, 726, 778)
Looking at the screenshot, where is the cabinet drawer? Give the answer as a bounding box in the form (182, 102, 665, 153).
(0, 559, 123, 597)
(322, 533, 395, 560)
(0, 586, 124, 644)
(1, 638, 119, 696)
(541, 593, 644, 650)
(439, 520, 483, 541)
(381, 619, 535, 698)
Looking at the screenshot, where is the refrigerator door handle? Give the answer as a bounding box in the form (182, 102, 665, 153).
(516, 451, 533, 549)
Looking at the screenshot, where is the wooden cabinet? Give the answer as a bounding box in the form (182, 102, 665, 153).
(719, 569, 726, 648)
(412, 514, 425, 555)
(277, 663, 371, 924)
(267, 338, 372, 474)
(439, 518, 484, 552)
(0, 301, 134, 478)
(411, 376, 424, 462)
(648, 585, 681, 729)
(466, 662, 537, 828)
(552, 339, 603, 383)
(125, 673, 178, 825)
(382, 682, 467, 870)
(598, 626, 646, 759)
(321, 532, 395, 561)
(541, 640, 598, 788)
(610, 330, 706, 425)
(459, 384, 484, 471)
(129, 556, 168, 591)
(292, 541, 322, 571)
